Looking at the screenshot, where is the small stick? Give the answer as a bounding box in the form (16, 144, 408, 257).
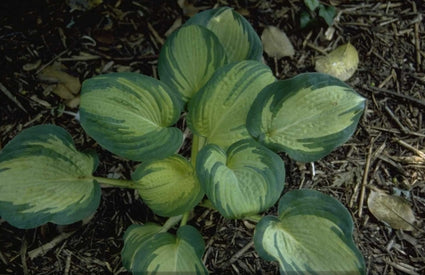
(363, 85, 425, 108)
(28, 231, 75, 260)
(147, 23, 165, 45)
(63, 252, 71, 275)
(35, 49, 69, 75)
(0, 82, 27, 112)
(306, 42, 328, 55)
(396, 139, 425, 159)
(384, 105, 410, 134)
(20, 238, 29, 275)
(0, 250, 7, 265)
(221, 240, 254, 268)
(411, 2, 422, 70)
(384, 259, 421, 275)
(358, 137, 375, 217)
(378, 69, 396, 89)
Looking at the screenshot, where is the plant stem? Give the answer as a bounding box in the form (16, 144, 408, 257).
(244, 214, 262, 223)
(198, 199, 216, 210)
(160, 215, 183, 233)
(93, 176, 137, 189)
(180, 212, 189, 227)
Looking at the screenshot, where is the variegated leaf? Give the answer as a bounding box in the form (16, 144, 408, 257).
(248, 73, 365, 162)
(187, 61, 275, 149)
(196, 139, 285, 219)
(121, 223, 162, 271)
(122, 224, 208, 274)
(132, 155, 204, 217)
(254, 189, 365, 274)
(158, 24, 227, 102)
(80, 72, 183, 161)
(0, 125, 100, 229)
(185, 7, 263, 62)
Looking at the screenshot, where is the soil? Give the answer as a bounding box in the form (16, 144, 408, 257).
(0, 0, 424, 274)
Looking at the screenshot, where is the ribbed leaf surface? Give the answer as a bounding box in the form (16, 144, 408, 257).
(196, 139, 284, 219)
(80, 72, 183, 161)
(132, 155, 204, 217)
(0, 125, 100, 229)
(188, 61, 275, 149)
(248, 73, 365, 162)
(158, 24, 227, 102)
(185, 7, 263, 62)
(254, 189, 365, 274)
(122, 224, 208, 274)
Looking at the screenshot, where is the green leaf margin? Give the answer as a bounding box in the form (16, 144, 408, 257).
(185, 7, 263, 62)
(254, 189, 366, 274)
(0, 125, 100, 229)
(247, 72, 365, 162)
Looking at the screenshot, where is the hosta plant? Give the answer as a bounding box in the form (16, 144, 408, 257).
(0, 7, 366, 274)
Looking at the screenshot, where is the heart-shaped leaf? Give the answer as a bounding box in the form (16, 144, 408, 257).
(196, 139, 285, 219)
(158, 24, 227, 102)
(0, 125, 100, 229)
(248, 73, 365, 162)
(132, 155, 204, 217)
(79, 72, 183, 161)
(122, 224, 208, 274)
(254, 189, 365, 274)
(121, 223, 162, 271)
(185, 7, 263, 62)
(188, 60, 275, 149)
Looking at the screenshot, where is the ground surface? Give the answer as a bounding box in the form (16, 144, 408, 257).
(0, 0, 424, 274)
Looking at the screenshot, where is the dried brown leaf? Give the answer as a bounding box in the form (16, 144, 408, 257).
(177, 0, 207, 17)
(65, 96, 81, 109)
(261, 26, 295, 58)
(367, 190, 417, 231)
(39, 63, 81, 108)
(165, 16, 182, 37)
(22, 60, 42, 72)
(39, 63, 81, 95)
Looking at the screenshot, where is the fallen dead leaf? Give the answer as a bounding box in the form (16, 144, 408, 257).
(315, 42, 359, 81)
(39, 62, 81, 108)
(165, 16, 182, 37)
(367, 190, 417, 231)
(261, 25, 295, 59)
(65, 96, 81, 109)
(177, 0, 208, 17)
(23, 59, 42, 72)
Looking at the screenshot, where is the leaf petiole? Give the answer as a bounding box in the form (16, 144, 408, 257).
(93, 177, 137, 189)
(160, 215, 183, 233)
(180, 212, 190, 227)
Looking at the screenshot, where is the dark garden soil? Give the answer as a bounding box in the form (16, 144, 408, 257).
(0, 0, 424, 274)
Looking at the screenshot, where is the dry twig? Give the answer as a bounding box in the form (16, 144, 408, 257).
(28, 231, 76, 260)
(358, 137, 375, 217)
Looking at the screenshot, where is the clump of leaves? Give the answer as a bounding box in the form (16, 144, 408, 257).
(0, 7, 366, 274)
(300, 0, 336, 28)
